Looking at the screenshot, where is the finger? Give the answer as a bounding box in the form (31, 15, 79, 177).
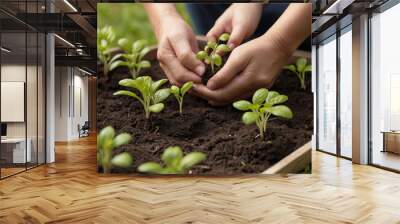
(193, 73, 258, 104)
(206, 18, 231, 41)
(228, 25, 247, 49)
(169, 38, 205, 76)
(206, 51, 249, 90)
(161, 55, 202, 85)
(159, 63, 179, 86)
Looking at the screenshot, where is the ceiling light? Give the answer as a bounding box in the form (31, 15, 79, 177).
(63, 0, 78, 12)
(54, 34, 75, 48)
(1, 47, 11, 53)
(78, 67, 93, 76)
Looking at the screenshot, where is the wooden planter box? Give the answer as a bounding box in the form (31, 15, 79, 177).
(102, 38, 312, 174)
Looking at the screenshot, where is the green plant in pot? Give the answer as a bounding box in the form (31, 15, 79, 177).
(109, 38, 151, 79)
(114, 76, 170, 119)
(97, 26, 122, 77)
(138, 146, 206, 174)
(97, 126, 133, 174)
(170, 81, 193, 115)
(196, 33, 231, 83)
(283, 57, 311, 90)
(233, 88, 293, 140)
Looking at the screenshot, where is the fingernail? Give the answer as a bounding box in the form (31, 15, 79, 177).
(195, 65, 205, 76)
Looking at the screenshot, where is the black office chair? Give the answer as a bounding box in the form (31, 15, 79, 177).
(78, 121, 90, 138)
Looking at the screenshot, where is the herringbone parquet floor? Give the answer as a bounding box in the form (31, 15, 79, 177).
(0, 135, 399, 224)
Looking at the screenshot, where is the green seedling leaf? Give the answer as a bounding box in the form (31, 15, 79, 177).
(180, 152, 206, 170)
(138, 162, 163, 173)
(219, 33, 230, 42)
(252, 88, 269, 104)
(170, 85, 180, 95)
(242, 112, 259, 125)
(233, 100, 252, 111)
(111, 152, 133, 168)
(118, 38, 131, 52)
(212, 54, 222, 66)
(149, 103, 164, 113)
(181, 82, 193, 95)
(109, 60, 127, 71)
(283, 64, 296, 73)
(139, 47, 150, 59)
(137, 60, 151, 68)
(133, 40, 146, 52)
(151, 79, 168, 92)
(138, 146, 207, 174)
(216, 44, 231, 53)
(113, 133, 132, 148)
(113, 90, 140, 100)
(268, 95, 288, 106)
(162, 146, 183, 168)
(296, 58, 307, 73)
(154, 89, 171, 104)
(207, 40, 217, 49)
(196, 51, 207, 60)
(264, 105, 293, 119)
(233, 88, 293, 140)
(97, 126, 132, 174)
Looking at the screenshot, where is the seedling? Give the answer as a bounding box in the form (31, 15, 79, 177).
(97, 126, 133, 174)
(138, 146, 206, 174)
(196, 33, 231, 73)
(283, 57, 311, 90)
(114, 76, 170, 119)
(97, 26, 122, 76)
(233, 88, 293, 140)
(170, 81, 193, 115)
(109, 38, 151, 79)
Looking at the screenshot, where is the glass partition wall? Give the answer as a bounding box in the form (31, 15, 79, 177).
(316, 25, 353, 159)
(0, 2, 46, 179)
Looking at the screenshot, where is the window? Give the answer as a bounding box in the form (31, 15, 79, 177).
(317, 35, 337, 154)
(339, 27, 352, 158)
(370, 2, 400, 171)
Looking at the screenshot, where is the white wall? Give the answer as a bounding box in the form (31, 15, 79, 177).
(54, 67, 89, 141)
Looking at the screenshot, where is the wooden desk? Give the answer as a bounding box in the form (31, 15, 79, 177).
(381, 131, 400, 154)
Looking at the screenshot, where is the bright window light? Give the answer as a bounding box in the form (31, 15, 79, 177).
(54, 34, 75, 48)
(1, 47, 11, 53)
(63, 0, 78, 12)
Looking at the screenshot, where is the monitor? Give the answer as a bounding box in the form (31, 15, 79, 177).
(1, 123, 7, 137)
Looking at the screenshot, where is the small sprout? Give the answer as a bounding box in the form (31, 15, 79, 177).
(170, 81, 193, 115)
(114, 76, 170, 119)
(109, 38, 151, 79)
(97, 26, 121, 76)
(97, 126, 133, 174)
(196, 33, 231, 73)
(233, 88, 293, 140)
(138, 146, 206, 174)
(283, 57, 311, 90)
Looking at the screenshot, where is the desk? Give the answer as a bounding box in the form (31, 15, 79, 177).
(1, 138, 31, 163)
(381, 131, 400, 154)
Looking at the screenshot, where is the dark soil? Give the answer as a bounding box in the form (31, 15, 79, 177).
(97, 60, 313, 174)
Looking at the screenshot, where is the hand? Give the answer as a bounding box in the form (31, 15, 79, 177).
(156, 16, 205, 86)
(192, 35, 289, 105)
(207, 3, 263, 49)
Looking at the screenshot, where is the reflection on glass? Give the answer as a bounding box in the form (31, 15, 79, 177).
(339, 28, 352, 158)
(317, 36, 337, 154)
(371, 4, 400, 171)
(1, 31, 27, 177)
